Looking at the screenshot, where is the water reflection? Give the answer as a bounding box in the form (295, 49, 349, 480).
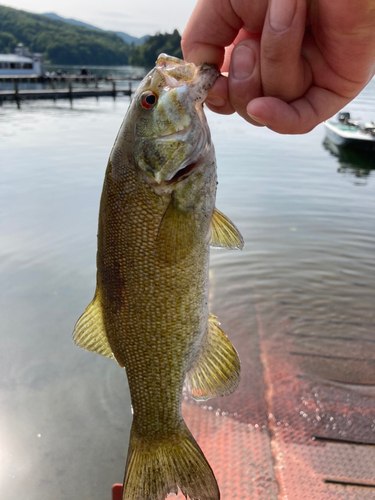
(323, 137, 375, 183)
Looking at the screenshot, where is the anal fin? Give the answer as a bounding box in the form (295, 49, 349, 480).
(210, 207, 244, 250)
(72, 288, 116, 362)
(186, 314, 241, 401)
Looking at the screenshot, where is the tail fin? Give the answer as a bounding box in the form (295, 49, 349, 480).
(122, 422, 219, 500)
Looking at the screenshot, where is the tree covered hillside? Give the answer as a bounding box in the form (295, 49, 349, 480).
(0, 5, 183, 68)
(0, 5, 131, 65)
(129, 30, 182, 67)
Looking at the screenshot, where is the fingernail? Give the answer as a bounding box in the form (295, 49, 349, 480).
(247, 113, 267, 126)
(206, 95, 226, 107)
(269, 0, 296, 32)
(232, 45, 256, 80)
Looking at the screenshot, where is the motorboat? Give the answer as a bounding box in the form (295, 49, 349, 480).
(0, 43, 44, 77)
(324, 112, 375, 150)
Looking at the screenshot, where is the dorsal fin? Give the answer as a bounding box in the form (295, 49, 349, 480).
(210, 207, 244, 249)
(72, 288, 115, 361)
(186, 313, 241, 401)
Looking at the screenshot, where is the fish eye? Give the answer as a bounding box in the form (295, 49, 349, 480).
(141, 91, 157, 109)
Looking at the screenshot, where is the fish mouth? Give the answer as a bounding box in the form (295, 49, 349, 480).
(155, 54, 220, 101)
(156, 54, 219, 86)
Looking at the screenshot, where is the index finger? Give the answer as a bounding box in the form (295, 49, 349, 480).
(182, 0, 269, 67)
(182, 0, 241, 67)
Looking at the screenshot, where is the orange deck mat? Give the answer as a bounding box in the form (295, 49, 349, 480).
(112, 294, 375, 499)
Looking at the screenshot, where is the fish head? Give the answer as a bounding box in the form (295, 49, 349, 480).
(132, 54, 219, 187)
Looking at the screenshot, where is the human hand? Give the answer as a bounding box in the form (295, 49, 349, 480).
(182, 0, 375, 134)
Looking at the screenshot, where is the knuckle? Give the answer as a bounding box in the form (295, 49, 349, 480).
(262, 43, 285, 65)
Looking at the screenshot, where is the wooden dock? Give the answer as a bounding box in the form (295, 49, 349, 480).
(0, 81, 134, 102)
(0, 74, 143, 84)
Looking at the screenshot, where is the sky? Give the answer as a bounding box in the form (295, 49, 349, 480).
(3, 0, 198, 37)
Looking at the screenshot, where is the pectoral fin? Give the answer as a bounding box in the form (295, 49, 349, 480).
(186, 314, 241, 401)
(72, 289, 115, 362)
(210, 207, 244, 250)
(156, 196, 198, 264)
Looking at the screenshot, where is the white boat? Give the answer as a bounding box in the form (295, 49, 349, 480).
(324, 112, 375, 151)
(0, 44, 44, 77)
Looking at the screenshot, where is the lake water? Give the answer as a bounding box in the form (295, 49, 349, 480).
(0, 76, 375, 499)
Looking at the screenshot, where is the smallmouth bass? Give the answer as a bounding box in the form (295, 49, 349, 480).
(73, 54, 244, 500)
